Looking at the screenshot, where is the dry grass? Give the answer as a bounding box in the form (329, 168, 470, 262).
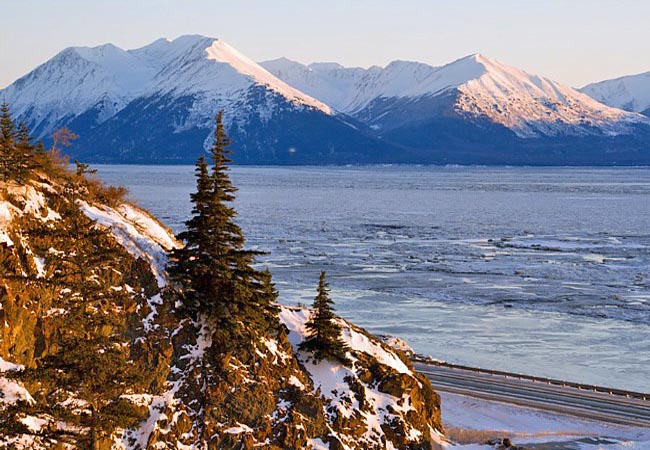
(445, 426, 514, 445)
(84, 176, 129, 207)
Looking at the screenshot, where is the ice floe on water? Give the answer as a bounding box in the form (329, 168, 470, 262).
(95, 165, 650, 392)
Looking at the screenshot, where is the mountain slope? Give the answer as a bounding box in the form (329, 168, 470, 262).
(581, 71, 650, 117)
(0, 36, 393, 164)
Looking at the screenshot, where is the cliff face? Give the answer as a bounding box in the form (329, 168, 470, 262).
(0, 173, 443, 449)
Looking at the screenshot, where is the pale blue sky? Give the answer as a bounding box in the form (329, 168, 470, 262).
(2, 0, 650, 89)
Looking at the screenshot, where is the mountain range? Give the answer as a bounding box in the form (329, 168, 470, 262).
(2, 34, 650, 165)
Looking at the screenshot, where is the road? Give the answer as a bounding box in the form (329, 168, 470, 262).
(412, 361, 650, 428)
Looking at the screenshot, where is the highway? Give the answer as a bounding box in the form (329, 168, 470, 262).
(412, 360, 650, 428)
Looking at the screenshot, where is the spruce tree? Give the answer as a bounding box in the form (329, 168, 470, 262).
(0, 101, 16, 180)
(0, 104, 36, 182)
(300, 271, 349, 363)
(169, 155, 214, 310)
(169, 111, 275, 329)
(14, 121, 35, 181)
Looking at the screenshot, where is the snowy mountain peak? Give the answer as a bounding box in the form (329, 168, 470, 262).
(446, 54, 649, 137)
(261, 57, 442, 113)
(0, 35, 332, 139)
(581, 71, 650, 115)
(3, 40, 650, 164)
(264, 52, 650, 138)
(204, 40, 331, 113)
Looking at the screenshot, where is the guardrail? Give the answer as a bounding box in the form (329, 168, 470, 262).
(410, 356, 649, 401)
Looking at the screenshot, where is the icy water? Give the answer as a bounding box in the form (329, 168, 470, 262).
(95, 165, 650, 392)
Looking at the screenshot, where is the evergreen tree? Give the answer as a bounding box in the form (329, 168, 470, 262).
(169, 111, 276, 329)
(14, 121, 35, 181)
(169, 155, 214, 310)
(0, 104, 36, 182)
(0, 101, 16, 180)
(300, 271, 349, 363)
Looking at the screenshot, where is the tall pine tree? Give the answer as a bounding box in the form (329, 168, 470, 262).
(169, 111, 277, 329)
(0, 101, 16, 180)
(300, 271, 349, 363)
(0, 103, 36, 181)
(14, 121, 34, 181)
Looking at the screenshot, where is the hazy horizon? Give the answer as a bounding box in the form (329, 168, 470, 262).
(3, 0, 650, 89)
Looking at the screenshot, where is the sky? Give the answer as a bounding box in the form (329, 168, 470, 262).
(2, 0, 650, 89)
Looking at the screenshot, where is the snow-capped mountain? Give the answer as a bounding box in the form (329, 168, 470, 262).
(581, 71, 650, 117)
(0, 35, 387, 164)
(263, 54, 649, 139)
(3, 36, 650, 164)
(261, 58, 439, 114)
(1, 43, 147, 136)
(3, 35, 330, 133)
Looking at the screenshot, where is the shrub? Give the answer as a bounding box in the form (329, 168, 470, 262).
(84, 176, 129, 207)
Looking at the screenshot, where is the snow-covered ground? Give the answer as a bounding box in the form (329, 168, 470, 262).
(442, 392, 650, 449)
(79, 201, 179, 287)
(280, 306, 445, 449)
(0, 357, 34, 408)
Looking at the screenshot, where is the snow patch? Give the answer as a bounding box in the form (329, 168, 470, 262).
(288, 375, 305, 390)
(279, 306, 427, 448)
(18, 416, 48, 433)
(0, 185, 61, 247)
(223, 423, 254, 434)
(0, 357, 35, 408)
(379, 335, 415, 356)
(339, 324, 412, 376)
(0, 357, 24, 372)
(79, 201, 179, 287)
(308, 437, 330, 450)
(33, 256, 46, 277)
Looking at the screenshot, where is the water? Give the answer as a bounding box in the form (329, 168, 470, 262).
(95, 165, 650, 393)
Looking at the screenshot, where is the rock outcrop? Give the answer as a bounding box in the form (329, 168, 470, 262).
(0, 172, 444, 449)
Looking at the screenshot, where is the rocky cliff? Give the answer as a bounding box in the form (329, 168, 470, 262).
(0, 169, 444, 449)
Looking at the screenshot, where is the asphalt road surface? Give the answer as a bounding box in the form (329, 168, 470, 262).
(412, 361, 650, 428)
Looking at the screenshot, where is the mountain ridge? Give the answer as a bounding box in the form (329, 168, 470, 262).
(581, 71, 650, 117)
(263, 53, 649, 138)
(3, 34, 650, 165)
